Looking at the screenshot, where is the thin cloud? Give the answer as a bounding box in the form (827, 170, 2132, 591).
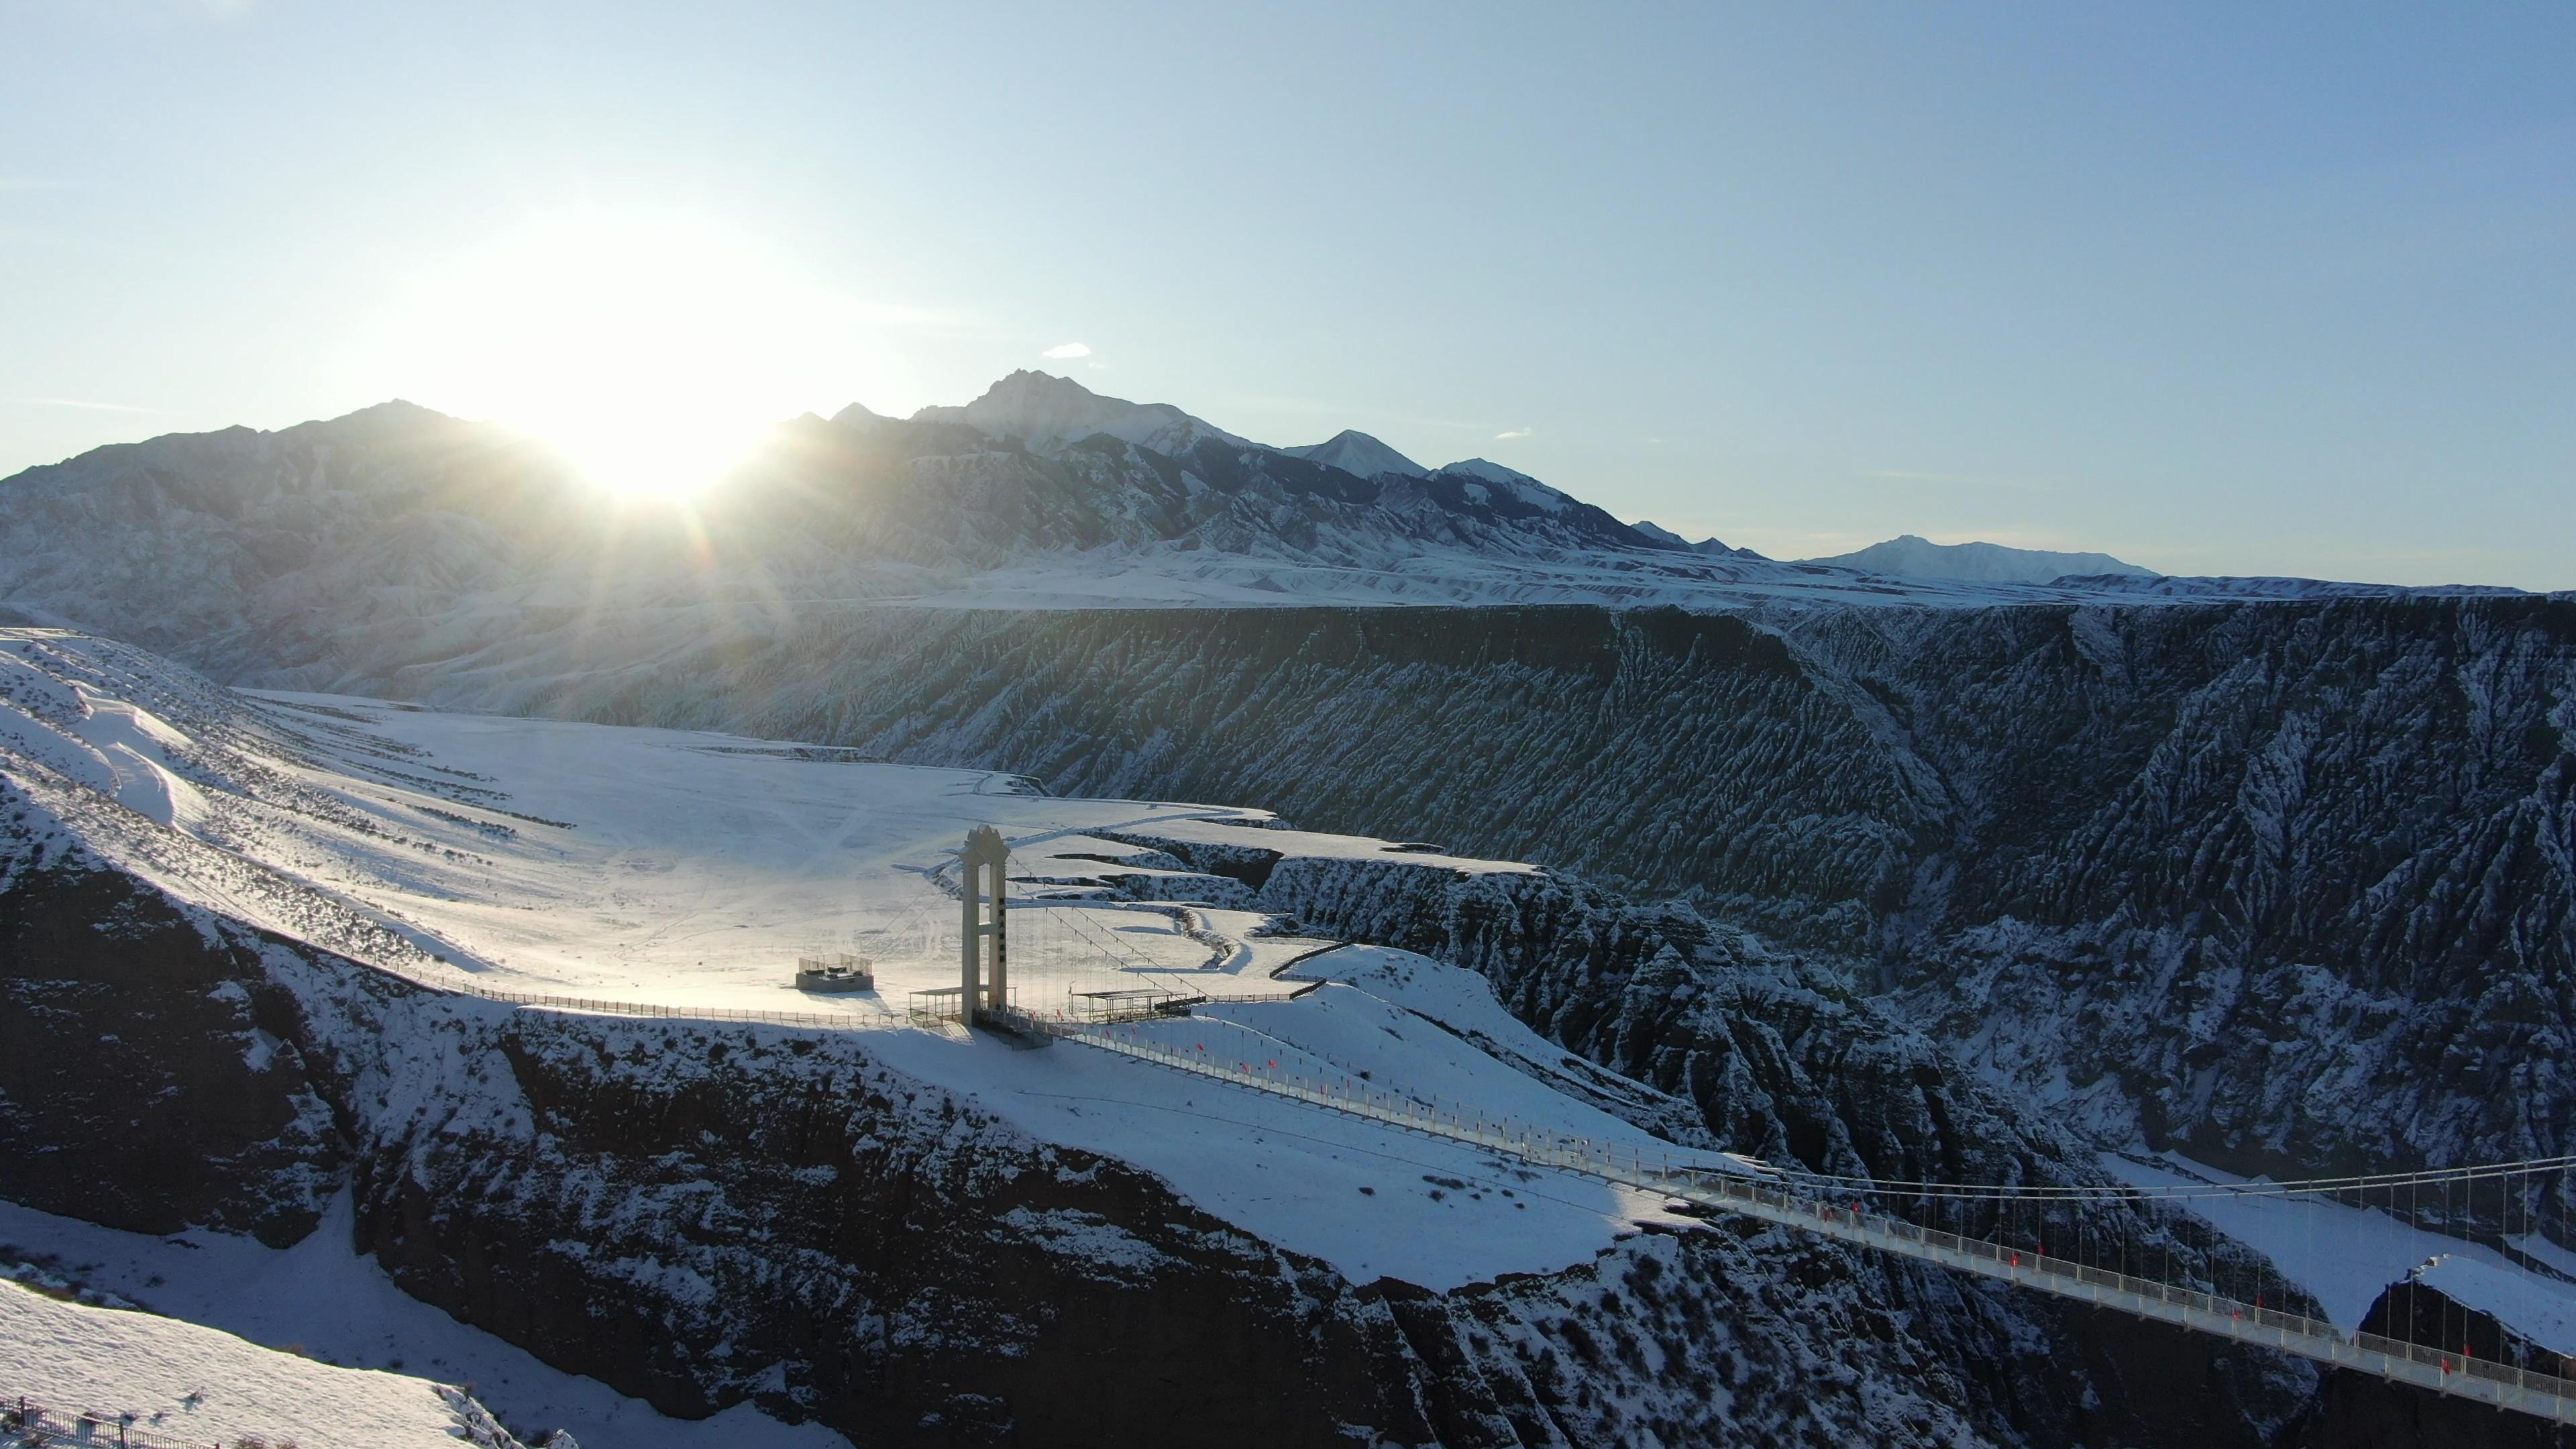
(1495, 427, 1533, 440)
(16, 397, 158, 413)
(1041, 341, 1091, 360)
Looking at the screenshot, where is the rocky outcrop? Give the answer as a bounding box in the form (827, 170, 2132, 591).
(0, 790, 339, 1245)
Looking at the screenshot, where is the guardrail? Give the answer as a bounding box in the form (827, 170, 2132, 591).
(3, 1392, 245, 1448)
(1040, 1017, 2576, 1426)
(395, 952, 2576, 1424)
(432, 980, 899, 1031)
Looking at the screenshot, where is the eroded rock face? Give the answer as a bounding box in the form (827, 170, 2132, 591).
(0, 812, 338, 1245)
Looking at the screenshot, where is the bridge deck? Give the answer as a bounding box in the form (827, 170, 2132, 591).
(1016, 1008, 2576, 1426)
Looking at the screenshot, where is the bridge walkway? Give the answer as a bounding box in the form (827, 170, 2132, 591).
(1000, 1006, 2576, 1427)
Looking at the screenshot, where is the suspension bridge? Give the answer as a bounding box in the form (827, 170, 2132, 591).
(930, 837, 2576, 1427)
(437, 835, 2576, 1428)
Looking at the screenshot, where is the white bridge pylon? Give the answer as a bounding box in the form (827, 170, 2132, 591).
(957, 824, 1010, 1027)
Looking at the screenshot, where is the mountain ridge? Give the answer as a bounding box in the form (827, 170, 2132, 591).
(1803, 532, 2159, 584)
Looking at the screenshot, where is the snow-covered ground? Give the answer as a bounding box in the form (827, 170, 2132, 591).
(234, 686, 1542, 1018)
(3, 626, 1740, 1422)
(0, 1273, 496, 1448)
(0, 1197, 843, 1448)
(5, 624, 1506, 1021)
(2414, 1255, 2576, 1358)
(2105, 1152, 2576, 1348)
(869, 943, 1736, 1291)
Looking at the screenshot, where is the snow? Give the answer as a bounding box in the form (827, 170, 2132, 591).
(2414, 1255, 2576, 1357)
(4, 630, 1722, 1295)
(2102, 1151, 2576, 1340)
(0, 1197, 843, 1449)
(1, 639, 1352, 1019)
(864, 945, 1732, 1291)
(0, 1273, 472, 1448)
(1282, 430, 1427, 479)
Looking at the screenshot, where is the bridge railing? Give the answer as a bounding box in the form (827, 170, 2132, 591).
(1043, 1015, 2576, 1424)
(399, 946, 2576, 1421)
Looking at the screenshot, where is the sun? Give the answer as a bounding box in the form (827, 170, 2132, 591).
(395, 211, 849, 500)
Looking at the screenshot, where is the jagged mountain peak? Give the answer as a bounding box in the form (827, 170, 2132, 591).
(1438, 457, 1538, 485)
(911, 369, 1248, 457)
(1283, 429, 1427, 479)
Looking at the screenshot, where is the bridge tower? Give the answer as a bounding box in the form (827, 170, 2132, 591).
(958, 825, 1009, 1025)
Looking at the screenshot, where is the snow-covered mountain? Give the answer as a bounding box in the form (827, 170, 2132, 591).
(1803, 533, 2159, 584)
(903, 368, 1251, 455)
(342, 594, 2568, 1208)
(13, 381, 2521, 694)
(1280, 429, 1426, 478)
(1631, 519, 1758, 558)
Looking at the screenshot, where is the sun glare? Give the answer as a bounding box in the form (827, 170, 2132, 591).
(396, 212, 852, 499)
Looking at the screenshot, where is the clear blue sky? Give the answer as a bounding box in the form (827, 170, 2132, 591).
(6, 2, 2571, 584)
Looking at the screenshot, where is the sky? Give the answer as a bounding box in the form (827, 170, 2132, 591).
(3, 2, 2571, 586)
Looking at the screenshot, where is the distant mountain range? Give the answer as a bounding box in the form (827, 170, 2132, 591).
(1799, 534, 2157, 586)
(0, 370, 2531, 691)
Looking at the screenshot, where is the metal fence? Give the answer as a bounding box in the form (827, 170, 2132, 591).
(2, 1393, 261, 1448)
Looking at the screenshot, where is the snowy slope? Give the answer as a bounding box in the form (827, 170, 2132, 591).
(0, 628, 1710, 1294)
(0, 626, 2365, 1444)
(2098, 1152, 2576, 1336)
(0, 1199, 858, 1449)
(0, 1275, 509, 1448)
(1, 627, 1462, 1016)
